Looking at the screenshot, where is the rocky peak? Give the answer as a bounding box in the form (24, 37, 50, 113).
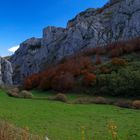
(11, 0, 140, 84)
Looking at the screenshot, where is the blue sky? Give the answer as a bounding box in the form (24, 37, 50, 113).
(0, 0, 108, 56)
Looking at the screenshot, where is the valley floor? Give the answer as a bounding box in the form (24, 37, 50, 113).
(0, 89, 140, 140)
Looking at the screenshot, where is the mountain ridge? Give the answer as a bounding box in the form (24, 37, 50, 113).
(10, 0, 140, 84)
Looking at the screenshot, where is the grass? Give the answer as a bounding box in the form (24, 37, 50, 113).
(0, 89, 140, 140)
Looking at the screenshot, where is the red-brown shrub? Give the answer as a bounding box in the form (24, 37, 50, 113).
(24, 56, 93, 91)
(123, 43, 135, 53)
(111, 58, 127, 66)
(57, 56, 92, 76)
(99, 66, 111, 74)
(82, 47, 106, 56)
(51, 72, 75, 91)
(39, 77, 51, 90)
(95, 54, 102, 65)
(82, 37, 140, 59)
(23, 37, 140, 91)
(80, 69, 89, 75)
(39, 67, 57, 90)
(109, 47, 123, 57)
(24, 78, 32, 90)
(83, 73, 96, 86)
(82, 48, 96, 56)
(107, 37, 140, 57)
(24, 73, 40, 90)
(95, 47, 106, 55)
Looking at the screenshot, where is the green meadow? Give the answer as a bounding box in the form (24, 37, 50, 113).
(0, 89, 140, 140)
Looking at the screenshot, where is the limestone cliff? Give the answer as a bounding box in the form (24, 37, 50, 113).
(10, 0, 140, 84)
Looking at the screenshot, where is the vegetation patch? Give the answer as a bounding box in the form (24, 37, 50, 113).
(0, 121, 43, 140)
(0, 89, 140, 140)
(47, 93, 68, 103)
(24, 38, 140, 96)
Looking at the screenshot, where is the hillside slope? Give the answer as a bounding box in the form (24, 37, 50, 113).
(11, 0, 140, 84)
(23, 37, 140, 97)
(0, 89, 140, 140)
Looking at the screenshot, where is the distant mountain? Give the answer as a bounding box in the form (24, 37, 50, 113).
(10, 0, 140, 84)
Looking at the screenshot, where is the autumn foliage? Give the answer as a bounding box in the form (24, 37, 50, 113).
(83, 37, 140, 57)
(111, 58, 127, 66)
(24, 56, 96, 91)
(51, 72, 75, 91)
(99, 66, 111, 74)
(95, 54, 102, 65)
(83, 73, 96, 86)
(24, 73, 40, 90)
(24, 37, 140, 92)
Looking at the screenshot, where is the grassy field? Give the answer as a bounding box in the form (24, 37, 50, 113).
(0, 89, 140, 140)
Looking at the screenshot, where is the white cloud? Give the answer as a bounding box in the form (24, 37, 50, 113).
(8, 45, 19, 53)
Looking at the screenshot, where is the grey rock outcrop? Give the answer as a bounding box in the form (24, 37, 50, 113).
(0, 57, 13, 85)
(11, 0, 140, 84)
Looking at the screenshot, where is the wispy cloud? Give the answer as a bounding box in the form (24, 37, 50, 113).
(8, 45, 19, 53)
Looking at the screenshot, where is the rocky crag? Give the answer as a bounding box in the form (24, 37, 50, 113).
(10, 0, 140, 84)
(0, 57, 13, 85)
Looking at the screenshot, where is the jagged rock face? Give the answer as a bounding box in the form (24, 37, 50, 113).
(11, 0, 140, 84)
(0, 57, 13, 85)
(10, 38, 42, 84)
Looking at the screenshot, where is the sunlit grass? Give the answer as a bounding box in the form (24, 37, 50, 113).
(0, 89, 140, 140)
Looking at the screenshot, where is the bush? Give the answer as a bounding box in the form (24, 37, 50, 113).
(39, 77, 51, 90)
(72, 96, 137, 109)
(109, 48, 123, 57)
(24, 56, 93, 91)
(132, 100, 140, 109)
(22, 37, 140, 93)
(111, 58, 127, 66)
(6, 88, 20, 98)
(51, 72, 75, 91)
(19, 90, 33, 99)
(83, 73, 96, 86)
(95, 54, 102, 65)
(114, 100, 132, 108)
(57, 56, 92, 76)
(6, 88, 34, 99)
(94, 96, 108, 104)
(73, 96, 114, 105)
(97, 69, 140, 97)
(48, 93, 67, 102)
(82, 37, 140, 58)
(99, 66, 111, 74)
(24, 73, 40, 90)
(39, 67, 57, 90)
